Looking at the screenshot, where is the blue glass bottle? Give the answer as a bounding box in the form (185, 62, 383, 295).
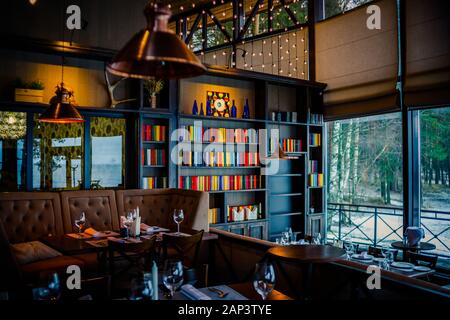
(192, 100, 198, 115)
(242, 98, 250, 119)
(206, 99, 212, 116)
(231, 99, 237, 118)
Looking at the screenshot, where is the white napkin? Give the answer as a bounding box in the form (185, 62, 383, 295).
(180, 284, 212, 300)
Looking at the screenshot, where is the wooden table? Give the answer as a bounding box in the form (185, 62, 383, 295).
(41, 231, 218, 255)
(391, 241, 436, 261)
(266, 245, 346, 300)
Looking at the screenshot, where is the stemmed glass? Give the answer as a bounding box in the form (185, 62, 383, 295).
(313, 232, 322, 245)
(343, 239, 355, 260)
(381, 246, 394, 270)
(162, 260, 184, 299)
(253, 262, 276, 300)
(33, 273, 61, 300)
(74, 212, 86, 237)
(130, 273, 154, 300)
(173, 209, 184, 235)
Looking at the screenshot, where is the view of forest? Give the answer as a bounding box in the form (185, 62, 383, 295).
(327, 108, 450, 256)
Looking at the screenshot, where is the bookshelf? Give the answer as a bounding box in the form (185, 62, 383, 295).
(172, 71, 325, 241)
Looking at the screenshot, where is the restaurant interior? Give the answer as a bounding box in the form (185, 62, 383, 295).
(0, 0, 449, 305)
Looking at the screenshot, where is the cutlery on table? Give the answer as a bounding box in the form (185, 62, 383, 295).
(208, 287, 229, 298)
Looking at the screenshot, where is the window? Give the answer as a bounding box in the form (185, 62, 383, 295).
(33, 116, 84, 190)
(90, 117, 126, 189)
(419, 107, 450, 258)
(0, 112, 27, 191)
(323, 0, 372, 19)
(327, 113, 403, 246)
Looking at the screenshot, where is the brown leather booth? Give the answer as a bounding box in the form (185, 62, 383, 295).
(0, 189, 209, 286)
(0, 192, 84, 283)
(60, 190, 120, 233)
(116, 189, 209, 232)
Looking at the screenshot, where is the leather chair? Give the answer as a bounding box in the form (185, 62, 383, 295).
(116, 189, 209, 232)
(405, 251, 438, 269)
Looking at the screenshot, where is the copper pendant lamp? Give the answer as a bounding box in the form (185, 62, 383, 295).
(39, 83, 84, 124)
(107, 2, 206, 79)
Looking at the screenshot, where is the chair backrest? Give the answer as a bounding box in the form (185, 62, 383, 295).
(60, 190, 120, 233)
(162, 230, 204, 268)
(0, 192, 64, 243)
(406, 251, 438, 268)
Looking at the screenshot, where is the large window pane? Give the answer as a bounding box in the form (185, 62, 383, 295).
(0, 112, 27, 191)
(33, 116, 84, 190)
(327, 113, 403, 246)
(90, 117, 126, 189)
(324, 0, 372, 19)
(420, 107, 450, 258)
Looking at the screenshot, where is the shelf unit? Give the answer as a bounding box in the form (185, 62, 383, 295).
(172, 72, 325, 241)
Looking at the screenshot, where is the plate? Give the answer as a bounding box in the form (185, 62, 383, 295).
(413, 266, 432, 272)
(373, 257, 385, 263)
(351, 254, 374, 261)
(391, 262, 414, 269)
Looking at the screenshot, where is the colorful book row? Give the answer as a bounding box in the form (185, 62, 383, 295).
(270, 139, 303, 153)
(208, 208, 220, 224)
(180, 151, 260, 167)
(142, 176, 168, 189)
(309, 114, 323, 124)
(178, 126, 258, 144)
(309, 134, 321, 147)
(308, 174, 324, 187)
(227, 203, 261, 222)
(309, 160, 319, 174)
(179, 175, 261, 191)
(143, 124, 167, 142)
(142, 149, 166, 166)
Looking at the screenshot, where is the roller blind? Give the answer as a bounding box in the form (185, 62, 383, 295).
(315, 0, 399, 121)
(404, 0, 450, 109)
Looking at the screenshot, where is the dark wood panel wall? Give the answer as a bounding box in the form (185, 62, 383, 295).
(1, 0, 147, 51)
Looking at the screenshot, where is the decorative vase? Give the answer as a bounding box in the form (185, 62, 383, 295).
(231, 100, 237, 118)
(199, 102, 204, 116)
(192, 99, 198, 115)
(150, 94, 157, 108)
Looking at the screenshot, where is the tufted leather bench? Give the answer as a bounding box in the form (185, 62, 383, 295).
(60, 190, 120, 233)
(0, 192, 84, 283)
(115, 189, 209, 232)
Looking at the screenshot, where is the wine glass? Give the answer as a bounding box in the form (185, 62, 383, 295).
(74, 212, 86, 237)
(253, 262, 275, 300)
(130, 273, 154, 300)
(173, 209, 184, 235)
(313, 232, 322, 245)
(343, 240, 354, 260)
(381, 246, 394, 270)
(162, 260, 184, 298)
(33, 273, 61, 300)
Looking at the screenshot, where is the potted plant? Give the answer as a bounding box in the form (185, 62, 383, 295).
(14, 78, 45, 103)
(143, 79, 164, 108)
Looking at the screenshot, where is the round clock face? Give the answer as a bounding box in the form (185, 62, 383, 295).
(214, 98, 226, 112)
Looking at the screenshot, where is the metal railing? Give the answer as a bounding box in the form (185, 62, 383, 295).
(327, 202, 450, 257)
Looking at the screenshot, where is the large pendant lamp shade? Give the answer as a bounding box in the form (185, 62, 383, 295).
(39, 83, 84, 123)
(107, 2, 206, 79)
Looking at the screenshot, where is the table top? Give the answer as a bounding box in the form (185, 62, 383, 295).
(229, 283, 293, 300)
(41, 230, 218, 255)
(267, 245, 346, 263)
(391, 241, 436, 251)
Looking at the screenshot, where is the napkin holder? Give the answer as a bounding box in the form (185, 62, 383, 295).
(129, 216, 141, 237)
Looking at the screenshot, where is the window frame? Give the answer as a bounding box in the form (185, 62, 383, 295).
(0, 104, 128, 191)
